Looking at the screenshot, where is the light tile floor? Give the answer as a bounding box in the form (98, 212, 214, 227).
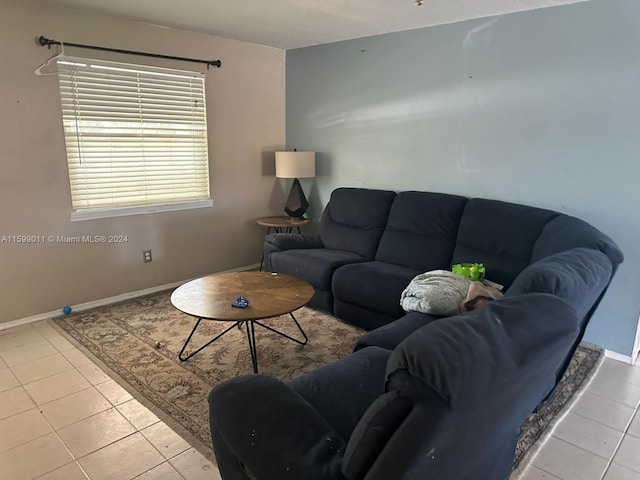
(1, 320, 638, 480)
(0, 320, 222, 480)
(518, 355, 640, 480)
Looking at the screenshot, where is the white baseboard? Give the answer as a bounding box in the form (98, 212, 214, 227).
(632, 314, 640, 366)
(0, 263, 260, 332)
(605, 349, 636, 365)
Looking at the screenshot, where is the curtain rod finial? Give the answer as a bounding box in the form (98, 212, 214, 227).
(38, 36, 56, 49)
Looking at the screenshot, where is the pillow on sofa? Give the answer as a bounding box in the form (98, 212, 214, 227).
(400, 270, 470, 316)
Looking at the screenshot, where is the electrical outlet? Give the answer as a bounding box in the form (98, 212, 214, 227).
(143, 250, 152, 263)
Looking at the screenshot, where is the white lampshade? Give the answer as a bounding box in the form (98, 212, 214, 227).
(275, 151, 316, 179)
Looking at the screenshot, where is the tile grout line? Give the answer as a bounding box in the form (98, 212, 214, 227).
(531, 426, 628, 479)
(4, 331, 89, 478)
(48, 385, 193, 479)
(43, 366, 143, 468)
(599, 385, 640, 480)
(0, 409, 54, 456)
(597, 431, 631, 479)
(49, 317, 221, 475)
(12, 350, 91, 480)
(547, 435, 612, 461)
(3, 332, 119, 479)
(530, 359, 640, 480)
(570, 409, 635, 433)
(18, 374, 165, 479)
(575, 361, 640, 479)
(581, 389, 640, 414)
(5, 323, 216, 480)
(526, 463, 562, 479)
(133, 425, 190, 480)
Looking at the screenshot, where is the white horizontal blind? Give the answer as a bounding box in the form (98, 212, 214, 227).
(57, 56, 210, 212)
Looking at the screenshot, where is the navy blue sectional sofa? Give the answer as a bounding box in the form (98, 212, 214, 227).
(208, 187, 623, 480)
(265, 187, 621, 332)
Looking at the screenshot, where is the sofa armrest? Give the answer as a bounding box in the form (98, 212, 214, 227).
(264, 233, 323, 271)
(209, 375, 347, 480)
(265, 232, 323, 251)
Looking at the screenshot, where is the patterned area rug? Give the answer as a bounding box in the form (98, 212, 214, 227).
(51, 290, 603, 474)
(52, 290, 364, 459)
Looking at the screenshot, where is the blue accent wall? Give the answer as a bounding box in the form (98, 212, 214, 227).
(286, 0, 640, 356)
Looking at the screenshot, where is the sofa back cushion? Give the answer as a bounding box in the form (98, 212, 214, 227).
(451, 199, 558, 288)
(506, 247, 613, 323)
(532, 214, 624, 267)
(375, 191, 468, 270)
(320, 188, 396, 258)
(385, 293, 578, 407)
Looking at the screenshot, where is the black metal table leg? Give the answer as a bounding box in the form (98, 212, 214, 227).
(179, 309, 308, 373)
(242, 313, 308, 373)
(253, 312, 308, 345)
(178, 319, 241, 361)
(246, 320, 259, 373)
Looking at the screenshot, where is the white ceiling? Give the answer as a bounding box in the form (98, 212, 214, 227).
(38, 0, 588, 49)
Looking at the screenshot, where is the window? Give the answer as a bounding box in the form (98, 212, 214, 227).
(56, 56, 211, 220)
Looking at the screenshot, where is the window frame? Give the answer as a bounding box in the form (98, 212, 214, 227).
(56, 56, 213, 221)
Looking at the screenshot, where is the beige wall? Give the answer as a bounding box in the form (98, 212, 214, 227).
(0, 0, 286, 323)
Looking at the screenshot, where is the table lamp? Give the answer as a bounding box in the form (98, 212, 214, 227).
(275, 150, 316, 218)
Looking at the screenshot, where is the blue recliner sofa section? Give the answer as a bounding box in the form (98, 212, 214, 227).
(209, 294, 582, 480)
(208, 187, 623, 479)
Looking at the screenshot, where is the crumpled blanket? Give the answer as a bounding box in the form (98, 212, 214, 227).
(400, 270, 471, 316)
(460, 281, 503, 312)
(400, 270, 504, 316)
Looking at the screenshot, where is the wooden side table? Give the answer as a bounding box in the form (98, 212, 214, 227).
(257, 216, 310, 270)
(257, 216, 310, 234)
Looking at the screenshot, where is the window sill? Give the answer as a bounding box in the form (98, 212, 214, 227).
(70, 199, 214, 222)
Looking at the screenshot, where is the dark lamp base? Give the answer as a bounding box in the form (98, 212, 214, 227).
(284, 178, 309, 218)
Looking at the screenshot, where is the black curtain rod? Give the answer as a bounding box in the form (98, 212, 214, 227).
(38, 35, 221, 69)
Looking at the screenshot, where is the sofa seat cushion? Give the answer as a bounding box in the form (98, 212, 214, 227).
(269, 248, 367, 291)
(287, 346, 391, 441)
(333, 261, 421, 319)
(354, 311, 442, 352)
(333, 301, 398, 331)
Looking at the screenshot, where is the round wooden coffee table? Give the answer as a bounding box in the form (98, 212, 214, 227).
(171, 271, 314, 373)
